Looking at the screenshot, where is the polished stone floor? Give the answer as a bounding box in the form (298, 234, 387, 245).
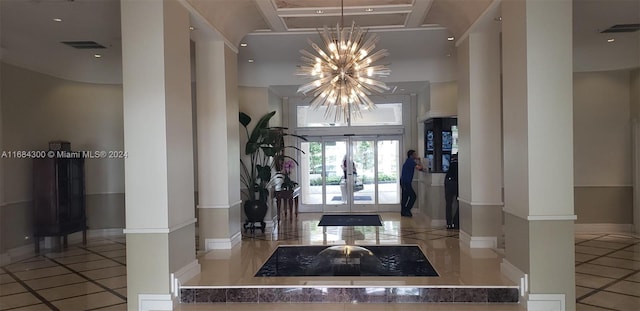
(1, 212, 639, 310)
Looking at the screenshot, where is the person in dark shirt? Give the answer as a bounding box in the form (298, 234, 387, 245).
(445, 153, 459, 229)
(400, 150, 424, 217)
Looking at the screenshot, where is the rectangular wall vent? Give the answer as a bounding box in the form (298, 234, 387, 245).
(61, 41, 106, 49)
(600, 24, 640, 33)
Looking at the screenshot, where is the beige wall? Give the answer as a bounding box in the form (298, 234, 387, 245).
(1, 63, 125, 252)
(429, 81, 457, 118)
(574, 70, 633, 224)
(632, 69, 640, 119)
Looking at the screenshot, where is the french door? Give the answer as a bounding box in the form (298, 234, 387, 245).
(298, 136, 402, 213)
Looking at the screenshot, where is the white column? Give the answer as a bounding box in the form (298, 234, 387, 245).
(456, 18, 503, 249)
(121, 0, 199, 309)
(501, 0, 575, 309)
(195, 40, 242, 251)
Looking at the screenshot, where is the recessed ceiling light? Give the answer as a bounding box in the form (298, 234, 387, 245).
(607, 38, 615, 43)
(240, 43, 248, 47)
(315, 10, 324, 14)
(248, 59, 254, 63)
(94, 54, 102, 58)
(365, 8, 374, 12)
(447, 36, 455, 41)
(189, 26, 195, 31)
(53, 18, 62, 22)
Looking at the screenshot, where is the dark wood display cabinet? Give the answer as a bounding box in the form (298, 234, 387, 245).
(33, 157, 87, 253)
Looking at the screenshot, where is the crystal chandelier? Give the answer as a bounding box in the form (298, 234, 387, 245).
(296, 1, 391, 121)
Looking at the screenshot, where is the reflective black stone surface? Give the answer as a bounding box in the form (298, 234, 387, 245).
(255, 245, 439, 277)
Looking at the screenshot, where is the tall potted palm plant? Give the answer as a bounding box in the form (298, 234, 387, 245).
(239, 111, 305, 231)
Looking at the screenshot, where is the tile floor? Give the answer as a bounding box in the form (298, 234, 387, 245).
(574, 233, 640, 311)
(1, 217, 639, 311)
(0, 236, 127, 311)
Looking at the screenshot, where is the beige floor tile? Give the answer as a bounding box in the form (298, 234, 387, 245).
(581, 290, 640, 310)
(66, 258, 122, 272)
(609, 250, 640, 261)
(575, 253, 598, 263)
(81, 266, 127, 280)
(45, 248, 90, 258)
(597, 235, 638, 243)
(575, 263, 634, 279)
(96, 275, 127, 289)
(99, 249, 127, 258)
(114, 287, 127, 297)
(50, 291, 125, 310)
(23, 273, 85, 290)
(95, 303, 128, 311)
(4, 259, 57, 272)
(576, 285, 596, 299)
(580, 240, 634, 250)
(12, 266, 70, 281)
(112, 256, 127, 264)
(5, 303, 54, 311)
(576, 303, 614, 310)
(624, 273, 640, 283)
(52, 253, 105, 265)
(0, 282, 28, 296)
(0, 274, 14, 285)
(575, 245, 613, 256)
(0, 292, 41, 309)
(591, 257, 640, 270)
(38, 281, 104, 301)
(605, 280, 640, 297)
(87, 244, 126, 252)
(575, 273, 617, 289)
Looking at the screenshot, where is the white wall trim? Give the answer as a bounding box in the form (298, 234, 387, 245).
(170, 259, 201, 298)
(138, 294, 173, 311)
(197, 200, 243, 209)
(575, 223, 634, 233)
(176, 0, 239, 53)
(0, 244, 33, 266)
(123, 228, 170, 234)
(500, 259, 528, 296)
(527, 215, 577, 221)
(459, 230, 498, 249)
(527, 294, 566, 311)
(169, 218, 197, 233)
(431, 219, 446, 228)
(455, 0, 502, 46)
(204, 231, 242, 251)
(1, 199, 30, 206)
(457, 197, 503, 206)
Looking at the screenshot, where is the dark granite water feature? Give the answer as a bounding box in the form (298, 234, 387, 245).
(255, 245, 438, 277)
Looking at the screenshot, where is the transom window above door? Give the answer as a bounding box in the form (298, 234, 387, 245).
(296, 103, 403, 127)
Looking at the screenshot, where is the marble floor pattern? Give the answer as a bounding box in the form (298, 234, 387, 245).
(1, 213, 639, 310)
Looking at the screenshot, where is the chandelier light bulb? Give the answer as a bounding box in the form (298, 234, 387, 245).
(296, 21, 391, 121)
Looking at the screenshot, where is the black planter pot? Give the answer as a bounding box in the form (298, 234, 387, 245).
(243, 200, 268, 234)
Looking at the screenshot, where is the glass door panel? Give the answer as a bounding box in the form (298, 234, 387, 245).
(300, 141, 323, 210)
(350, 139, 376, 210)
(323, 139, 349, 212)
(377, 139, 400, 205)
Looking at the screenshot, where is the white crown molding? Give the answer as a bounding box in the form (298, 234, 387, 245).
(405, 0, 435, 28)
(276, 4, 413, 18)
(248, 25, 447, 36)
(123, 228, 170, 234)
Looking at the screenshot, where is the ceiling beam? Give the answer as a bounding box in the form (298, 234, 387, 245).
(405, 0, 434, 28)
(254, 0, 287, 32)
(277, 4, 413, 18)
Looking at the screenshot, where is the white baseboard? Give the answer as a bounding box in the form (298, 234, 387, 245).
(430, 219, 446, 227)
(501, 258, 528, 296)
(575, 223, 633, 233)
(527, 294, 566, 311)
(0, 243, 33, 266)
(171, 259, 201, 298)
(204, 231, 242, 251)
(459, 230, 498, 249)
(138, 294, 173, 311)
